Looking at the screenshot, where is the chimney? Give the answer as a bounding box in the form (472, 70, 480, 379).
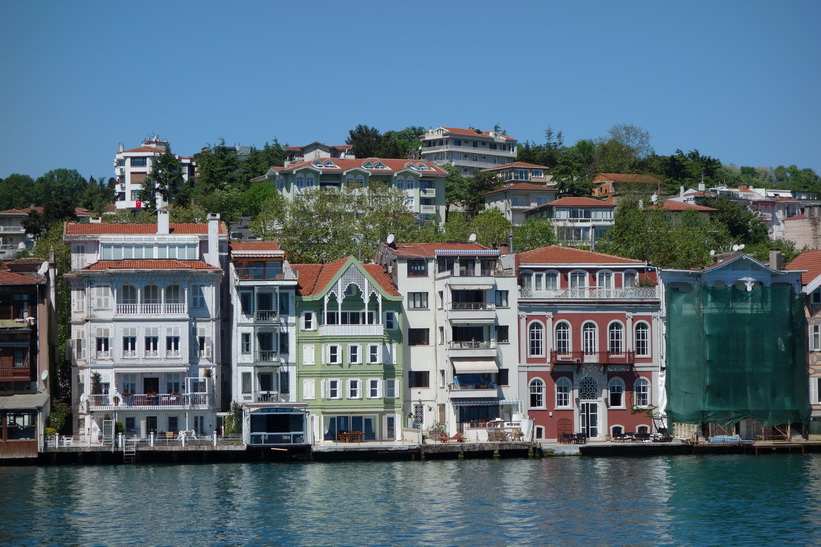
(118, 143, 124, 153)
(680, 185, 685, 198)
(769, 249, 784, 270)
(206, 213, 220, 267)
(698, 180, 705, 192)
(157, 209, 170, 235)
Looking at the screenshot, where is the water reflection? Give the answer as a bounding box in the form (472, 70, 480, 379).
(2, 456, 821, 546)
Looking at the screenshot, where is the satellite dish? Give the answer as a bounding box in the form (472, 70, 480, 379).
(41, 370, 49, 381)
(709, 250, 715, 256)
(732, 244, 740, 252)
(468, 233, 477, 243)
(386, 233, 395, 245)
(80, 393, 87, 403)
(650, 192, 658, 204)
(738, 244, 745, 250)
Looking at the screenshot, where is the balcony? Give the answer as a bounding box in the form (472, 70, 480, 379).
(255, 310, 281, 323)
(319, 324, 384, 337)
(550, 351, 635, 368)
(447, 302, 497, 323)
(0, 365, 31, 382)
(449, 381, 498, 399)
(87, 392, 211, 411)
(255, 349, 280, 364)
(520, 287, 658, 300)
(235, 263, 298, 281)
(420, 188, 436, 198)
(115, 303, 187, 315)
(447, 340, 498, 358)
(255, 390, 280, 403)
(420, 204, 437, 214)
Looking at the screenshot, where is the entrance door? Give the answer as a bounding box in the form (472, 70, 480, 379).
(144, 377, 159, 394)
(580, 402, 598, 438)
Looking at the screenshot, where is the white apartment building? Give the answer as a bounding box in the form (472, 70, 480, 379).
(420, 126, 518, 177)
(63, 211, 228, 442)
(374, 241, 523, 438)
(259, 158, 448, 225)
(227, 241, 308, 446)
(481, 162, 557, 227)
(113, 135, 196, 212)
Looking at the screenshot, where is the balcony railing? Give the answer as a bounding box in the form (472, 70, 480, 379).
(249, 431, 306, 445)
(319, 324, 384, 336)
(255, 390, 280, 402)
(420, 188, 436, 198)
(116, 303, 187, 315)
(550, 351, 635, 365)
(437, 268, 514, 279)
(520, 287, 657, 299)
(448, 340, 496, 350)
(88, 392, 211, 411)
(450, 302, 496, 311)
(255, 310, 280, 323)
(0, 366, 31, 381)
(256, 350, 279, 363)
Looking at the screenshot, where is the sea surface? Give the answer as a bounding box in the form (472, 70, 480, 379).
(1, 454, 819, 546)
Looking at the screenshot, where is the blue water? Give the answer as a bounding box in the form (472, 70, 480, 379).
(1, 455, 819, 546)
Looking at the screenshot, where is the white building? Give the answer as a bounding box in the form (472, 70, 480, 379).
(227, 241, 308, 445)
(63, 211, 228, 442)
(420, 126, 517, 177)
(374, 240, 524, 438)
(113, 136, 196, 212)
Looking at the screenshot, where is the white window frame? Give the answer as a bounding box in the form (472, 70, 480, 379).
(528, 322, 544, 357)
(555, 377, 572, 409)
(327, 344, 341, 365)
(608, 377, 625, 408)
(529, 378, 545, 409)
(367, 378, 381, 399)
(811, 324, 821, 351)
(582, 322, 597, 354)
(302, 311, 315, 331)
(349, 344, 361, 365)
(635, 322, 651, 357)
(368, 344, 381, 364)
(555, 322, 570, 354)
(385, 378, 397, 399)
(608, 322, 624, 354)
(384, 311, 397, 330)
(347, 379, 360, 399)
(327, 379, 340, 399)
(634, 377, 650, 408)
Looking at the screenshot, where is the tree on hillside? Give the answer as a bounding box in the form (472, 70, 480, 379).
(700, 195, 768, 246)
(773, 165, 821, 193)
(346, 125, 383, 158)
(81, 176, 115, 215)
(141, 147, 186, 210)
(442, 163, 468, 216)
(194, 187, 244, 225)
(0, 174, 38, 210)
(607, 124, 653, 159)
(37, 169, 86, 207)
(442, 212, 472, 242)
(194, 139, 242, 193)
(469, 209, 512, 248)
(462, 172, 503, 218)
(250, 192, 287, 240)
(240, 139, 287, 182)
(513, 217, 557, 252)
(379, 126, 424, 158)
(241, 182, 278, 218)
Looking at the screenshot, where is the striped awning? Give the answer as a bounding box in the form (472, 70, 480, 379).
(452, 360, 498, 374)
(0, 341, 30, 348)
(451, 398, 498, 407)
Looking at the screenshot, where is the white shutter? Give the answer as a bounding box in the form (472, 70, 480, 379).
(303, 379, 315, 400)
(303, 344, 315, 365)
(812, 377, 819, 404)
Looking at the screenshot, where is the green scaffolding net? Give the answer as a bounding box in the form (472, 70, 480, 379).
(666, 285, 809, 428)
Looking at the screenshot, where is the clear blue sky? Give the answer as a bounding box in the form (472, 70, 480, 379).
(1, 1, 819, 181)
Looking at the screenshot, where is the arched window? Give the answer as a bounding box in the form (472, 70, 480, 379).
(608, 322, 624, 354)
(608, 377, 625, 407)
(611, 425, 624, 436)
(528, 322, 544, 357)
(569, 270, 587, 297)
(555, 322, 570, 354)
(582, 322, 597, 354)
(634, 377, 650, 407)
(520, 272, 533, 293)
(555, 377, 571, 408)
(635, 322, 650, 357)
(529, 378, 545, 408)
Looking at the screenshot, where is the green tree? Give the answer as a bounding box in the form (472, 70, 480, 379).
(442, 163, 468, 216)
(607, 124, 653, 159)
(442, 212, 471, 242)
(194, 187, 244, 226)
(346, 125, 383, 158)
(513, 217, 557, 252)
(462, 172, 503, 218)
(701, 195, 768, 246)
(81, 176, 115, 215)
(240, 182, 278, 218)
(240, 139, 286, 182)
(250, 192, 287, 240)
(379, 126, 424, 158)
(36, 169, 87, 207)
(143, 147, 185, 209)
(194, 139, 242, 193)
(469, 209, 512, 248)
(0, 174, 38, 209)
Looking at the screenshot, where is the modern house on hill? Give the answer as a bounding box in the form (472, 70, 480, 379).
(591, 173, 663, 201)
(284, 142, 353, 166)
(420, 126, 517, 177)
(481, 162, 557, 227)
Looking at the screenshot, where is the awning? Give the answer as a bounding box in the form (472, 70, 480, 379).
(114, 367, 189, 374)
(0, 341, 30, 347)
(450, 285, 493, 291)
(451, 398, 498, 407)
(453, 360, 498, 374)
(499, 398, 520, 406)
(449, 318, 496, 325)
(0, 393, 49, 410)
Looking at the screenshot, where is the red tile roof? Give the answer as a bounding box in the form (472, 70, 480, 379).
(280, 158, 447, 176)
(436, 127, 517, 141)
(0, 206, 44, 215)
(784, 213, 805, 221)
(593, 173, 663, 184)
(292, 258, 399, 297)
(121, 146, 167, 154)
(385, 242, 492, 259)
(0, 270, 43, 285)
(786, 250, 821, 285)
(64, 222, 227, 235)
(230, 241, 282, 252)
(81, 260, 221, 271)
(647, 200, 717, 212)
(483, 183, 557, 197)
(517, 246, 643, 266)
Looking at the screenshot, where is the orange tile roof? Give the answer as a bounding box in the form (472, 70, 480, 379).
(437, 127, 517, 141)
(230, 241, 282, 252)
(593, 173, 663, 184)
(121, 146, 167, 154)
(385, 242, 492, 259)
(362, 264, 400, 296)
(64, 222, 227, 235)
(483, 183, 557, 197)
(517, 246, 643, 266)
(0, 270, 43, 285)
(784, 213, 805, 221)
(81, 260, 221, 271)
(647, 200, 717, 212)
(292, 264, 324, 296)
(0, 206, 44, 215)
(292, 258, 398, 297)
(786, 250, 821, 285)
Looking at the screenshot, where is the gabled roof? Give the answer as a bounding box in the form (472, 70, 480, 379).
(79, 260, 221, 271)
(647, 200, 717, 212)
(433, 127, 517, 141)
(0, 269, 43, 285)
(593, 173, 663, 184)
(279, 158, 447, 176)
(483, 183, 557, 197)
(382, 242, 493, 259)
(517, 245, 644, 266)
(786, 250, 821, 287)
(0, 206, 44, 215)
(64, 222, 227, 235)
(293, 258, 399, 297)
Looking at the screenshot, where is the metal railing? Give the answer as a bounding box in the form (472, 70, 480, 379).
(520, 287, 657, 299)
(88, 392, 211, 410)
(450, 302, 496, 311)
(448, 340, 496, 350)
(116, 303, 187, 315)
(550, 350, 636, 365)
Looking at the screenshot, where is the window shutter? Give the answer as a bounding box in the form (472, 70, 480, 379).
(303, 379, 315, 400)
(303, 344, 315, 365)
(812, 377, 819, 404)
